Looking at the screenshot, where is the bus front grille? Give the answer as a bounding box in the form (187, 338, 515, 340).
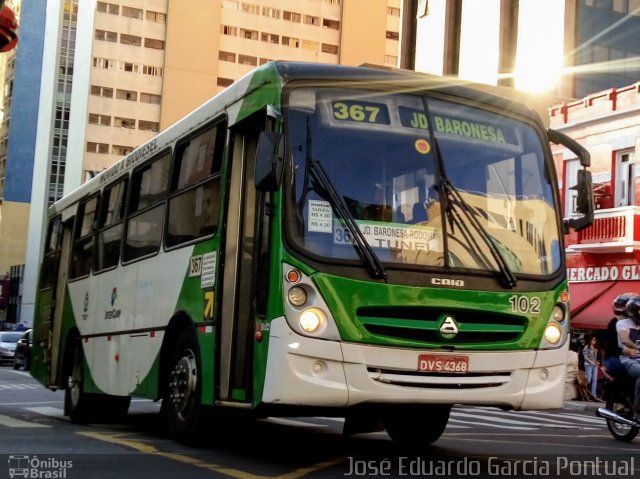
(357, 307, 526, 345)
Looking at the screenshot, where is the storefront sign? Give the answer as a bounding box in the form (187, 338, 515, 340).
(568, 264, 640, 282)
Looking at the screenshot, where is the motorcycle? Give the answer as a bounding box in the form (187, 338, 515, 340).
(596, 369, 639, 441)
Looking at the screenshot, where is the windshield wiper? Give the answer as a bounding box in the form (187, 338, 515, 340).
(422, 101, 517, 288)
(303, 117, 387, 281)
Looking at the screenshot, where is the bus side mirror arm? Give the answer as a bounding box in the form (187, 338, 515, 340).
(255, 132, 284, 192)
(548, 129, 594, 233)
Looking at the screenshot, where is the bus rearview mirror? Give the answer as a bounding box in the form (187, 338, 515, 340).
(255, 132, 284, 192)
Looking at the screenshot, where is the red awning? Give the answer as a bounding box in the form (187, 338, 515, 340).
(569, 281, 640, 330)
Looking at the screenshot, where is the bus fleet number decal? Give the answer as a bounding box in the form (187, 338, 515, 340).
(189, 255, 202, 277)
(509, 295, 541, 314)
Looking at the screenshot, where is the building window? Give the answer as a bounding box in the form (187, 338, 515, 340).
(219, 51, 236, 62)
(95, 29, 117, 42)
(88, 113, 111, 126)
(385, 55, 398, 66)
(139, 120, 160, 132)
(217, 77, 233, 87)
(321, 43, 338, 54)
(142, 65, 163, 76)
(386, 31, 399, 41)
(221, 25, 237, 36)
(144, 38, 165, 50)
(322, 18, 340, 30)
(241, 3, 260, 14)
(55, 107, 70, 129)
(116, 89, 137, 101)
(122, 62, 140, 73)
(140, 92, 161, 104)
(114, 117, 136, 129)
(387, 6, 400, 16)
(260, 32, 279, 44)
(304, 15, 320, 25)
(283, 11, 301, 22)
(97, 2, 119, 14)
(87, 142, 109, 154)
(261, 6, 280, 18)
(93, 57, 115, 69)
(112, 144, 135, 156)
(238, 54, 258, 66)
(145, 10, 166, 23)
(282, 36, 300, 48)
(222, 0, 239, 9)
(121, 34, 142, 46)
(616, 149, 636, 206)
(240, 28, 258, 40)
(302, 39, 320, 51)
(122, 6, 143, 19)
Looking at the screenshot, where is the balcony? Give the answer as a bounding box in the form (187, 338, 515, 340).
(565, 205, 640, 253)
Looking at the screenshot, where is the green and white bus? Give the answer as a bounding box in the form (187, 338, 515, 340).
(31, 61, 594, 445)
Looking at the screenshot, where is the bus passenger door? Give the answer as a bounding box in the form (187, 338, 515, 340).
(48, 219, 73, 387)
(219, 111, 271, 402)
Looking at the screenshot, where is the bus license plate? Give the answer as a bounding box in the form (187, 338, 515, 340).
(418, 354, 469, 373)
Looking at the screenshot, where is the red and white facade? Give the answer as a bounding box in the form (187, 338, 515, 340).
(550, 83, 640, 331)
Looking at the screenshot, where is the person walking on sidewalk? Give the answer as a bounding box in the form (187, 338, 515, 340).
(582, 336, 600, 398)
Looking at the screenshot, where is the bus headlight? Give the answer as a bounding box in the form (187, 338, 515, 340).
(550, 305, 565, 323)
(540, 303, 567, 349)
(282, 263, 341, 340)
(300, 308, 326, 333)
(287, 286, 307, 307)
(544, 323, 562, 344)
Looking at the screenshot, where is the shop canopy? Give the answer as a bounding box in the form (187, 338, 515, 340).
(568, 281, 640, 330)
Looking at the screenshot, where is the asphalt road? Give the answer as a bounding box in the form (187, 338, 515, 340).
(0, 365, 638, 479)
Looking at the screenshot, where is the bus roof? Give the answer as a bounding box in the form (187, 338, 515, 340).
(49, 61, 547, 215)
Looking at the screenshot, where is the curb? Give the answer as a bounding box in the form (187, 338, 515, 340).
(564, 400, 604, 411)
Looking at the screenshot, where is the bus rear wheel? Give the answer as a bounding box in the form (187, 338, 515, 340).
(164, 329, 204, 443)
(383, 404, 451, 447)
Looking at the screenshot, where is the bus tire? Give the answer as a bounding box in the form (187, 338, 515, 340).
(164, 329, 204, 444)
(64, 339, 92, 423)
(383, 404, 451, 447)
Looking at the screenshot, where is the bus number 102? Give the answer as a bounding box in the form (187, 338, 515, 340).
(509, 295, 541, 314)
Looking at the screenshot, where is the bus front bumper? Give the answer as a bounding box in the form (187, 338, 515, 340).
(261, 317, 566, 411)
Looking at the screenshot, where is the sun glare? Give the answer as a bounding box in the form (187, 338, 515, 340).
(514, 0, 565, 93)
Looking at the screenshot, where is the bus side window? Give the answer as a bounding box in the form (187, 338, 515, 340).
(123, 151, 171, 261)
(95, 179, 127, 272)
(166, 121, 225, 247)
(70, 196, 98, 279)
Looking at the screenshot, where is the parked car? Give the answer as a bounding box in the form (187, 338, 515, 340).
(13, 329, 32, 370)
(0, 331, 21, 364)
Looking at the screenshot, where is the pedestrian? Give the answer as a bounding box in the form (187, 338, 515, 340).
(582, 335, 599, 398)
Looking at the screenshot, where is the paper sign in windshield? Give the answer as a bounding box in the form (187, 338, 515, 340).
(309, 200, 333, 233)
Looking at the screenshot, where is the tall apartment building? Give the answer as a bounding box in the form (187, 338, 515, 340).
(1, 0, 402, 325)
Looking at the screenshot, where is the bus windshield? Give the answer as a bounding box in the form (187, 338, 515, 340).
(286, 87, 562, 276)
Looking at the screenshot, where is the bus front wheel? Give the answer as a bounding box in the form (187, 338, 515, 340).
(383, 404, 451, 447)
(164, 329, 204, 443)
